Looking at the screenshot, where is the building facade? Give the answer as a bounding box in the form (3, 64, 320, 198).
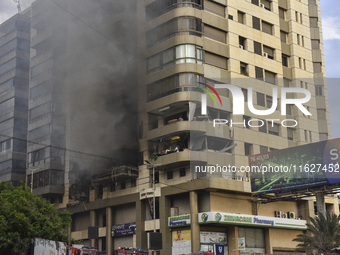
(0, 0, 332, 254)
(67, 0, 337, 254)
(0, 12, 30, 185)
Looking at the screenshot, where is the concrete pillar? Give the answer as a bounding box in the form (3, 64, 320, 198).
(265, 228, 272, 254)
(136, 199, 147, 250)
(160, 195, 170, 255)
(190, 191, 200, 253)
(227, 226, 239, 255)
(90, 210, 96, 248)
(316, 192, 326, 216)
(106, 207, 113, 255)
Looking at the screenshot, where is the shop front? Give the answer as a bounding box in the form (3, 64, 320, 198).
(198, 212, 307, 255)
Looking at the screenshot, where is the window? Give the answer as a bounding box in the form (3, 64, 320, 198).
(205, 0, 225, 17)
(255, 67, 264, 80)
(283, 78, 291, 87)
(282, 54, 289, 67)
(280, 31, 288, 43)
(268, 123, 280, 136)
(238, 11, 245, 24)
(287, 128, 294, 141)
(279, 8, 286, 20)
(261, 0, 271, 11)
(256, 92, 265, 107)
(147, 73, 204, 101)
(244, 143, 253, 156)
(265, 70, 276, 84)
(297, 34, 301, 45)
(242, 88, 248, 102)
(251, 0, 259, 6)
(239, 228, 265, 248)
(315, 85, 324, 96)
(252, 16, 261, 30)
(260, 146, 268, 153)
(205, 52, 228, 69)
(254, 41, 262, 55)
(167, 171, 173, 180)
(228, 15, 233, 20)
(240, 62, 248, 76)
(147, 44, 203, 73)
(263, 45, 274, 59)
(286, 105, 292, 115)
(146, 0, 202, 20)
(146, 17, 203, 47)
(262, 21, 273, 35)
(295, 11, 299, 22)
(155, 172, 160, 183)
(180, 168, 186, 177)
(204, 25, 227, 43)
(131, 179, 136, 187)
(0, 139, 12, 154)
(239, 36, 246, 49)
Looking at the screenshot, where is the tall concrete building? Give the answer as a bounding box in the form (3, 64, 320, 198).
(19, 0, 337, 254)
(0, 12, 30, 184)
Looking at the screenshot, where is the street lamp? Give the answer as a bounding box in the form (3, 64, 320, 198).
(144, 160, 161, 233)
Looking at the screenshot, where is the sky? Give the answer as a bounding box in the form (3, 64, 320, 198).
(0, 0, 340, 137)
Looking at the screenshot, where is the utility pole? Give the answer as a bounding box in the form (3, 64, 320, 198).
(145, 161, 161, 233)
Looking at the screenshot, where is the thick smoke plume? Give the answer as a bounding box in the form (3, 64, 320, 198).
(36, 0, 139, 200)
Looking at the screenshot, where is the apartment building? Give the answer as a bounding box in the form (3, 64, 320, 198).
(0, 12, 30, 184)
(17, 0, 337, 254)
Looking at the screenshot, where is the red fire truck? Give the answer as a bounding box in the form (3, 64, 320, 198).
(115, 247, 148, 255)
(68, 244, 99, 255)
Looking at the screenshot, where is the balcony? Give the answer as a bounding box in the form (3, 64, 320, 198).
(92, 165, 139, 185)
(33, 185, 64, 196)
(147, 120, 231, 141)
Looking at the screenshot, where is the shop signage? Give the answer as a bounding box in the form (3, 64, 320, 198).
(168, 214, 191, 227)
(111, 222, 136, 237)
(238, 238, 245, 250)
(198, 212, 306, 230)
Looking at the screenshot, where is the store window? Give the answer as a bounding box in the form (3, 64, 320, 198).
(238, 227, 265, 253)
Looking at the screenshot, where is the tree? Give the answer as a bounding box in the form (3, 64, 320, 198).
(293, 211, 340, 255)
(0, 182, 71, 255)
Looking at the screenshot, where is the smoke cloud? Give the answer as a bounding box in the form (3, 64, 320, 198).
(29, 0, 139, 200)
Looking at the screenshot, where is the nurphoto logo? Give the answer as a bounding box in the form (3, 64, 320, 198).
(196, 84, 312, 128)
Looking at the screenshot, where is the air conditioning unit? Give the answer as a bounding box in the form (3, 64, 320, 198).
(282, 213, 288, 218)
(288, 212, 296, 219)
(263, 52, 269, 58)
(170, 207, 179, 216)
(260, 3, 265, 8)
(274, 211, 282, 218)
(239, 45, 244, 50)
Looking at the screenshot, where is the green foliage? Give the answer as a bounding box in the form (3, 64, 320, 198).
(0, 182, 71, 255)
(293, 211, 340, 255)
